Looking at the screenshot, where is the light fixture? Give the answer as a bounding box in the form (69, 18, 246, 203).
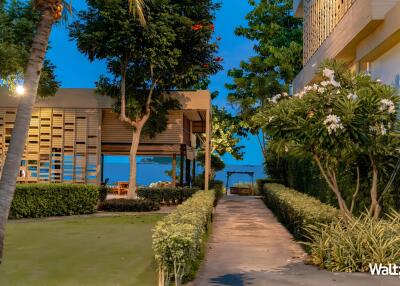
(16, 85, 25, 96)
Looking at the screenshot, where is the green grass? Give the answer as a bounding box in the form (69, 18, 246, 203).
(0, 215, 164, 286)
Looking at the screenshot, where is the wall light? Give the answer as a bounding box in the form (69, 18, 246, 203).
(16, 85, 25, 96)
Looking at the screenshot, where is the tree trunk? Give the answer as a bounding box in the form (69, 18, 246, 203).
(0, 9, 54, 262)
(128, 126, 142, 198)
(313, 155, 351, 218)
(369, 158, 381, 218)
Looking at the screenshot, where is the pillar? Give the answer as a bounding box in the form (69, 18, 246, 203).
(185, 158, 191, 186)
(180, 144, 185, 186)
(205, 109, 211, 191)
(172, 153, 176, 187)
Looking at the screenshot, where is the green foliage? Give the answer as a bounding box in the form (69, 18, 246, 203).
(210, 180, 224, 203)
(152, 190, 215, 285)
(196, 151, 225, 180)
(306, 212, 400, 272)
(98, 185, 110, 203)
(209, 105, 246, 160)
(0, 0, 59, 96)
(226, 0, 303, 151)
(98, 199, 160, 212)
(70, 0, 222, 135)
(257, 60, 400, 217)
(256, 178, 281, 194)
(10, 184, 99, 219)
(137, 187, 200, 205)
(263, 184, 339, 240)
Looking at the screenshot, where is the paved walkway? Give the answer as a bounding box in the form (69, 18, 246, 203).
(192, 196, 399, 286)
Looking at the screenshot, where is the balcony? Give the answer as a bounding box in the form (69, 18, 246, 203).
(293, 0, 400, 91)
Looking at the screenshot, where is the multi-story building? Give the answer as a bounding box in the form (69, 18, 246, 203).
(0, 89, 212, 189)
(293, 0, 400, 91)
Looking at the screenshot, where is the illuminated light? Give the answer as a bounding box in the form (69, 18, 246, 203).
(16, 85, 25, 96)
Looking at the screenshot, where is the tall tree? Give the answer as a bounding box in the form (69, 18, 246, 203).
(226, 0, 303, 156)
(70, 0, 221, 197)
(0, 0, 146, 262)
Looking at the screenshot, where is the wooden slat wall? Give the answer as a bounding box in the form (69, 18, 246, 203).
(101, 109, 183, 144)
(0, 107, 101, 184)
(303, 0, 357, 64)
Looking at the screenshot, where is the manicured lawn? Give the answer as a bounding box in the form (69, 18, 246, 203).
(0, 215, 164, 286)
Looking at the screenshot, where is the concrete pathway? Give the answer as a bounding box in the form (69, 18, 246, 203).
(192, 196, 399, 286)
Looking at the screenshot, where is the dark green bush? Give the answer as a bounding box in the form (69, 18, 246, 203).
(98, 185, 109, 203)
(99, 199, 160, 212)
(137, 187, 199, 205)
(210, 180, 224, 204)
(11, 184, 99, 219)
(256, 178, 281, 195)
(263, 183, 339, 240)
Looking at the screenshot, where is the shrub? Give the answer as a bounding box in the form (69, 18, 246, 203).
(306, 212, 400, 272)
(153, 190, 215, 286)
(263, 183, 339, 240)
(210, 180, 224, 203)
(98, 199, 160, 212)
(98, 185, 109, 203)
(256, 178, 281, 195)
(137, 187, 199, 205)
(10, 184, 99, 219)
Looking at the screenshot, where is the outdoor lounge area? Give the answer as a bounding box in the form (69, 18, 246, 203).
(0, 89, 212, 190)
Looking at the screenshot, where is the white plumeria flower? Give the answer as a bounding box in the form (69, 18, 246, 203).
(282, 92, 288, 97)
(313, 84, 319, 91)
(323, 114, 345, 135)
(380, 99, 396, 114)
(284, 146, 289, 153)
(318, 87, 326, 93)
(347, 93, 358, 101)
(320, 81, 330, 87)
(323, 68, 335, 79)
(267, 116, 275, 123)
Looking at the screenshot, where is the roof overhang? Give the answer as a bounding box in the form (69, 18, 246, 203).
(293, 0, 304, 18)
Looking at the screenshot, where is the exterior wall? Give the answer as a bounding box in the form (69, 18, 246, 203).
(101, 109, 184, 145)
(294, 0, 400, 91)
(0, 107, 101, 184)
(370, 42, 400, 88)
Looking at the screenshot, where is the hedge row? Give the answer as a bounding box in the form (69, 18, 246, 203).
(152, 190, 215, 286)
(137, 187, 200, 205)
(263, 183, 339, 240)
(10, 184, 99, 219)
(99, 199, 160, 212)
(256, 178, 281, 194)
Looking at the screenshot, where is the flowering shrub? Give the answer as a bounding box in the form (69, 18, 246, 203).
(137, 187, 199, 205)
(152, 190, 215, 286)
(256, 60, 400, 218)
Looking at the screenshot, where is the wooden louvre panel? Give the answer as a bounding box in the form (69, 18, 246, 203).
(303, 0, 357, 65)
(0, 106, 102, 185)
(101, 109, 183, 145)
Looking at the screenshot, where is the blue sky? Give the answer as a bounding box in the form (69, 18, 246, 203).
(46, 0, 263, 166)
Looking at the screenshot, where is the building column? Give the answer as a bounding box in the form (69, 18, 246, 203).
(172, 153, 176, 187)
(192, 158, 196, 186)
(205, 109, 211, 191)
(185, 158, 191, 186)
(180, 144, 185, 186)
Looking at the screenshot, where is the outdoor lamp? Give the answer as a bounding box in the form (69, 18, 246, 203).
(16, 85, 25, 96)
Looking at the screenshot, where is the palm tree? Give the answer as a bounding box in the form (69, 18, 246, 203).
(0, 0, 146, 263)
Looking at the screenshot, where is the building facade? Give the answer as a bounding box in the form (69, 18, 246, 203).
(293, 0, 400, 91)
(0, 89, 211, 189)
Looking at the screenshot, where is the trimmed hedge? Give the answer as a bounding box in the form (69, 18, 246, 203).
(263, 183, 339, 240)
(10, 184, 99, 219)
(137, 187, 200, 205)
(153, 190, 215, 286)
(256, 178, 281, 194)
(99, 199, 160, 212)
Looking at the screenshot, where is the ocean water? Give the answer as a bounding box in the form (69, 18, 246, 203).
(103, 162, 266, 187)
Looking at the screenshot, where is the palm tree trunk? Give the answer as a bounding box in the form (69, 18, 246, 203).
(369, 158, 381, 218)
(0, 9, 54, 262)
